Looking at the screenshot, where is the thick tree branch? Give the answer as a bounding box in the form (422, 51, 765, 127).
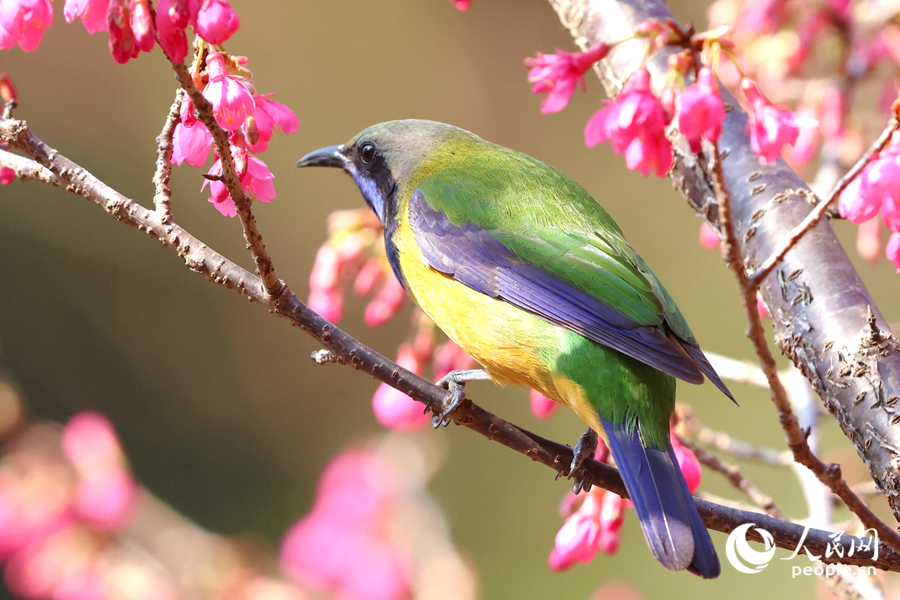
(4, 115, 898, 570)
(548, 0, 900, 527)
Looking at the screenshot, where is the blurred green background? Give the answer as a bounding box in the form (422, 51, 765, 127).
(2, 0, 900, 598)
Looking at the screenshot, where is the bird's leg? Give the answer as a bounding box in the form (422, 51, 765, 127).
(569, 427, 599, 494)
(431, 369, 491, 428)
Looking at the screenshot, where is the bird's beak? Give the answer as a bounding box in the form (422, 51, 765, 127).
(296, 144, 347, 169)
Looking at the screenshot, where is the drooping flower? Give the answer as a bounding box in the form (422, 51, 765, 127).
(244, 94, 300, 153)
(129, 0, 154, 52)
(106, 0, 140, 64)
(64, 0, 110, 34)
(0, 0, 53, 52)
(451, 0, 469, 10)
(1, 167, 14, 185)
(584, 67, 673, 177)
(838, 174, 881, 224)
(202, 151, 275, 217)
(155, 0, 190, 62)
(194, 0, 239, 45)
(203, 51, 255, 132)
(525, 43, 609, 114)
(676, 67, 725, 153)
(371, 345, 429, 431)
(172, 122, 213, 166)
(742, 78, 818, 165)
(432, 339, 474, 382)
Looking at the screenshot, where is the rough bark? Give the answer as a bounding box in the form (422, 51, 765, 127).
(549, 0, 900, 520)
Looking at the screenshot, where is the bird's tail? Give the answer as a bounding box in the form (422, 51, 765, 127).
(600, 416, 720, 578)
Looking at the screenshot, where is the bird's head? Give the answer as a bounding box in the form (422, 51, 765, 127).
(296, 120, 474, 226)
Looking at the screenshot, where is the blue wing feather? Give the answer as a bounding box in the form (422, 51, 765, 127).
(408, 189, 726, 388)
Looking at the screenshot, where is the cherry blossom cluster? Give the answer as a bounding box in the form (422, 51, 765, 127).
(308, 209, 406, 326)
(708, 0, 900, 266)
(280, 444, 478, 600)
(525, 27, 816, 178)
(0, 0, 239, 63)
(0, 412, 144, 600)
(371, 316, 475, 431)
(539, 417, 702, 570)
(172, 50, 299, 216)
(839, 132, 900, 271)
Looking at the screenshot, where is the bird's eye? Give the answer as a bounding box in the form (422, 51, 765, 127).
(359, 142, 376, 165)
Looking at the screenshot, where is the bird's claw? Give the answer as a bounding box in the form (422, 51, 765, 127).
(428, 369, 490, 428)
(568, 427, 598, 494)
(428, 383, 465, 428)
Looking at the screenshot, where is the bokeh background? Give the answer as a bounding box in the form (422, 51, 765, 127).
(2, 0, 900, 598)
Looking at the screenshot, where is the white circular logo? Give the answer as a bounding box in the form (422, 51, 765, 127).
(726, 523, 776, 574)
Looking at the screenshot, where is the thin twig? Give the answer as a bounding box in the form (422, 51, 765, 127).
(167, 59, 285, 301)
(679, 435, 785, 519)
(749, 117, 900, 287)
(708, 139, 900, 552)
(0, 149, 61, 186)
(4, 116, 900, 571)
(691, 424, 793, 466)
(153, 89, 183, 220)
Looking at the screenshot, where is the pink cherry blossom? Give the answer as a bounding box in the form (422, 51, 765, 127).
(596, 491, 625, 555)
(883, 196, 900, 232)
(73, 469, 139, 530)
(0, 0, 53, 52)
(452, 0, 469, 10)
(172, 123, 213, 166)
(280, 450, 411, 600)
(525, 43, 609, 114)
(584, 68, 673, 177)
(1, 166, 14, 185)
(784, 103, 820, 169)
(194, 0, 239, 45)
(353, 258, 385, 297)
(203, 52, 255, 132)
(107, 0, 140, 64)
(372, 345, 428, 431)
(202, 153, 275, 217)
(62, 411, 125, 474)
(887, 232, 900, 272)
(155, 0, 190, 62)
(548, 494, 601, 571)
(129, 0, 154, 52)
(742, 78, 819, 165)
(676, 67, 725, 153)
(838, 174, 880, 224)
(529, 389, 559, 420)
(307, 287, 343, 323)
(244, 94, 300, 153)
(363, 275, 405, 327)
(64, 0, 110, 34)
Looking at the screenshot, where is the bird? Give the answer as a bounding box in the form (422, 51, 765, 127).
(296, 119, 734, 578)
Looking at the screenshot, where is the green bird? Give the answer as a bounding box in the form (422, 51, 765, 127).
(297, 120, 733, 578)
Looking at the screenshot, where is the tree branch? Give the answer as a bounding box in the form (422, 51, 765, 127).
(3, 114, 900, 572)
(547, 0, 900, 528)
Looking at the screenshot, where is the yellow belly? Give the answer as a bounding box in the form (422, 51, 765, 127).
(393, 216, 601, 433)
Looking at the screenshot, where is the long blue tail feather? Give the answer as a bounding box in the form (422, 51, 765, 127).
(601, 416, 720, 578)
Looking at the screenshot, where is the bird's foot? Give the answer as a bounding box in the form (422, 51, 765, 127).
(429, 369, 490, 428)
(568, 427, 598, 494)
